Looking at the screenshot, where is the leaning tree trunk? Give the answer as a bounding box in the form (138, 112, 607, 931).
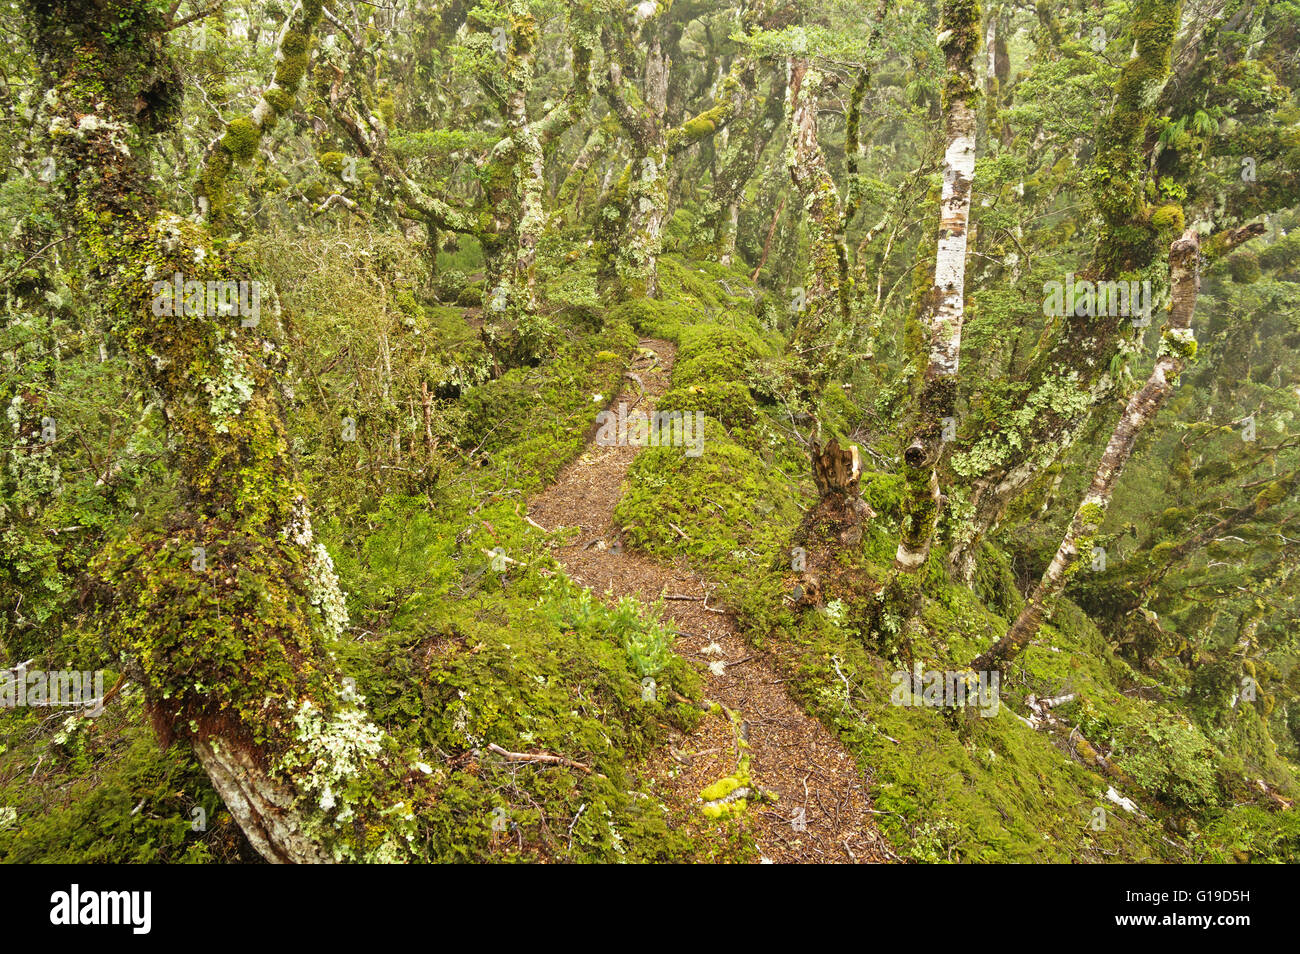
(972, 228, 1205, 673)
(942, 0, 1186, 579)
(557, 126, 607, 226)
(893, 0, 980, 573)
(30, 0, 413, 863)
(600, 26, 670, 299)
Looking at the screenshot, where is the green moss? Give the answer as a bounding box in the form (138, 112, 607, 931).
(274, 32, 311, 89)
(618, 435, 803, 566)
(459, 312, 635, 492)
(1253, 479, 1288, 513)
(1199, 806, 1300, 863)
(319, 151, 345, 175)
(221, 117, 259, 162)
(201, 145, 233, 212)
(264, 86, 295, 116)
(1077, 501, 1106, 532)
(319, 491, 704, 861)
(666, 104, 728, 152)
(1158, 327, 1198, 362)
(90, 528, 333, 744)
(606, 298, 697, 339)
(0, 699, 222, 863)
(1150, 203, 1185, 233)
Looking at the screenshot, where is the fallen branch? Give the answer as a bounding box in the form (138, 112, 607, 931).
(485, 742, 595, 775)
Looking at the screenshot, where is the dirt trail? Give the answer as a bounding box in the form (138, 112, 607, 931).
(529, 338, 889, 863)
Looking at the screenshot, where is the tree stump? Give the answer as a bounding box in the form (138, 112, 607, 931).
(805, 439, 876, 546)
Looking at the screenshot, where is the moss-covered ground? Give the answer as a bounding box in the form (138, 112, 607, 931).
(3, 246, 1295, 863)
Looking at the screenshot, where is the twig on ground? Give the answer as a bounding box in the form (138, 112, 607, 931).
(485, 742, 597, 775)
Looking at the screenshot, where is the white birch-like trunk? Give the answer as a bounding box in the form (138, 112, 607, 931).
(893, 1, 980, 573)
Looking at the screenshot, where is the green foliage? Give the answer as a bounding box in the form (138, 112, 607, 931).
(1113, 714, 1221, 811)
(4, 0, 1299, 867)
(0, 694, 229, 864)
(538, 590, 676, 679)
(435, 268, 469, 302)
(221, 117, 259, 162)
(1199, 806, 1300, 863)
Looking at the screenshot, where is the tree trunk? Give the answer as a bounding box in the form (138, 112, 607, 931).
(943, 0, 1185, 576)
(557, 126, 606, 226)
(601, 18, 748, 298)
(785, 57, 852, 386)
(30, 0, 411, 864)
(894, 0, 980, 572)
(706, 65, 785, 262)
(804, 440, 877, 546)
(973, 228, 1203, 673)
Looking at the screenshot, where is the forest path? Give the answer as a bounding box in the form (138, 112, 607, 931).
(528, 338, 888, 863)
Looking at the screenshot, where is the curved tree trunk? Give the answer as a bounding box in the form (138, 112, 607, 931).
(600, 15, 749, 298)
(30, 0, 411, 864)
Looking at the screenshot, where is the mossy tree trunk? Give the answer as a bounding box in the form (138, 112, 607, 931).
(702, 64, 785, 265)
(28, 0, 414, 863)
(784, 56, 870, 543)
(972, 228, 1205, 673)
(598, 15, 749, 298)
(944, 0, 1185, 579)
(556, 125, 608, 227)
(783, 0, 891, 549)
(893, 0, 980, 574)
(785, 57, 851, 366)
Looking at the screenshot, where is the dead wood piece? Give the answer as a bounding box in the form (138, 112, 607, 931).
(486, 743, 594, 775)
